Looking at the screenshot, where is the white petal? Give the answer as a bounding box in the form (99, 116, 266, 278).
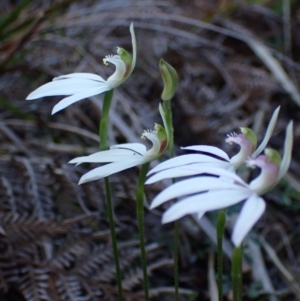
(52, 85, 111, 114)
(146, 163, 242, 185)
(54, 73, 106, 82)
(69, 149, 143, 164)
(148, 154, 228, 176)
(231, 194, 266, 247)
(79, 158, 145, 184)
(278, 121, 293, 181)
(150, 176, 246, 209)
(253, 106, 280, 157)
(26, 78, 106, 99)
(162, 189, 252, 223)
(182, 145, 230, 161)
(111, 143, 147, 155)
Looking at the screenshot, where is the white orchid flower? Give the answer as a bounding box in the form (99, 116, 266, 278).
(149, 121, 293, 247)
(26, 23, 136, 114)
(69, 105, 168, 184)
(146, 107, 280, 184)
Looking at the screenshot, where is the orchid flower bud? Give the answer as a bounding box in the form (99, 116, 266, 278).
(159, 59, 178, 101)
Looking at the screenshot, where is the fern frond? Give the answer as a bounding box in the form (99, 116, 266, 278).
(55, 274, 89, 301)
(18, 265, 50, 301)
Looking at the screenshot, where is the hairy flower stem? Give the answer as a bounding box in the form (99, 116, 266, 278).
(163, 99, 179, 300)
(231, 246, 242, 301)
(217, 209, 226, 301)
(136, 162, 151, 301)
(100, 89, 123, 301)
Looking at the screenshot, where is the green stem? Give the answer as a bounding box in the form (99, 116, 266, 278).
(163, 99, 179, 301)
(136, 162, 151, 301)
(231, 246, 242, 301)
(238, 247, 243, 301)
(99, 90, 113, 149)
(173, 220, 179, 299)
(99, 89, 123, 301)
(217, 209, 226, 301)
(163, 99, 174, 157)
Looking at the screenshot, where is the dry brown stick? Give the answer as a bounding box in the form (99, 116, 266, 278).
(259, 236, 300, 300)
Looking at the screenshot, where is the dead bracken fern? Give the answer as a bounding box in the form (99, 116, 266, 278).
(0, 157, 172, 301)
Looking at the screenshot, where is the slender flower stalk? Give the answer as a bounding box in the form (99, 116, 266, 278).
(99, 89, 123, 301)
(164, 95, 179, 301)
(26, 23, 136, 114)
(136, 162, 151, 301)
(148, 121, 293, 246)
(231, 246, 243, 301)
(217, 209, 226, 301)
(159, 58, 179, 301)
(99, 90, 113, 149)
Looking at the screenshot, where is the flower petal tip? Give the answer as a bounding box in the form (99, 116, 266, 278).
(51, 105, 60, 115)
(144, 175, 160, 185)
(78, 177, 88, 185)
(144, 179, 151, 185)
(162, 215, 173, 224)
(161, 207, 178, 224)
(26, 93, 34, 100)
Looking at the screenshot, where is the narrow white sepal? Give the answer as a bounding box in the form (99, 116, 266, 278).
(53, 73, 106, 82)
(147, 154, 228, 176)
(231, 194, 266, 247)
(181, 145, 230, 161)
(69, 149, 143, 164)
(253, 106, 280, 157)
(26, 78, 104, 99)
(150, 176, 246, 209)
(162, 189, 252, 223)
(52, 85, 111, 114)
(79, 158, 145, 184)
(277, 120, 293, 181)
(146, 163, 245, 185)
(110, 143, 147, 155)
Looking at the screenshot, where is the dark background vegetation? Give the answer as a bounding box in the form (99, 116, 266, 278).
(0, 0, 299, 300)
